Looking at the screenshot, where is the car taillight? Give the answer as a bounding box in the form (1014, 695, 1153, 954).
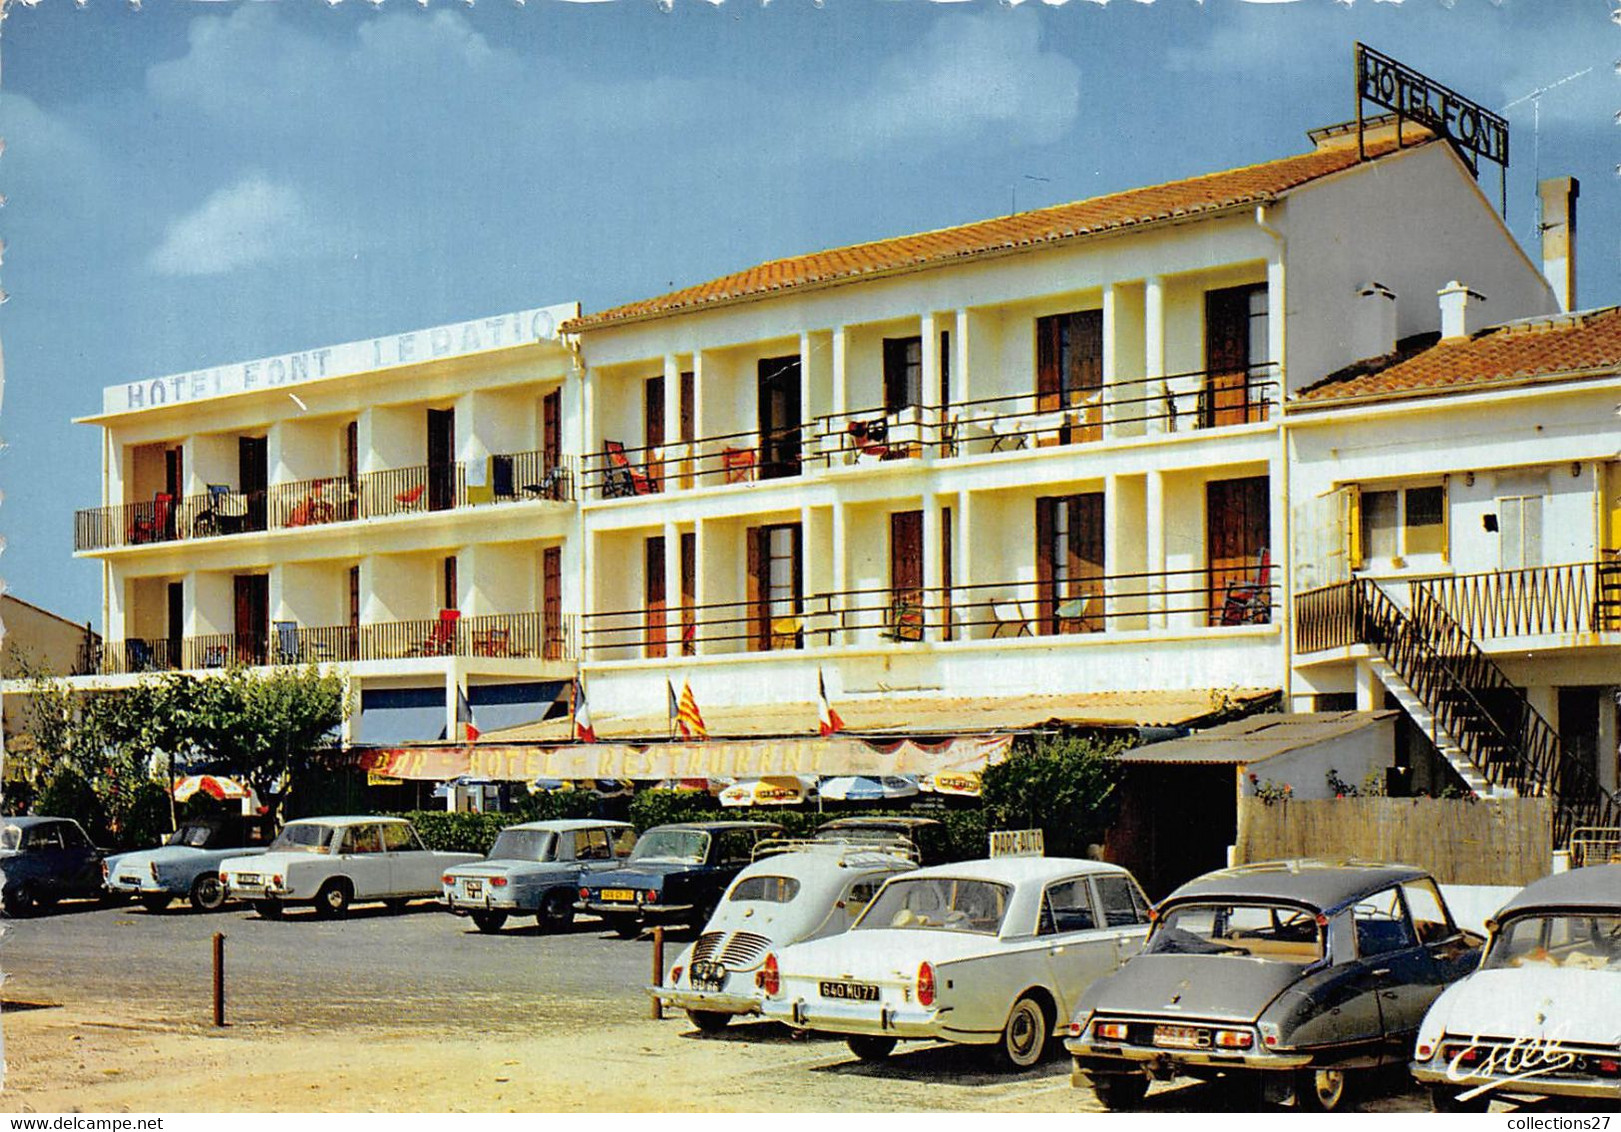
(219, 872, 230, 883)
(1095, 1021, 1129, 1041)
(491, 877, 508, 887)
(671, 965, 683, 986)
(1214, 1029, 1254, 1050)
(270, 875, 282, 886)
(916, 962, 936, 1007)
(1416, 1043, 1433, 1059)
(759, 953, 781, 997)
(442, 874, 454, 885)
(101, 862, 110, 880)
(645, 889, 659, 902)
(579, 887, 590, 900)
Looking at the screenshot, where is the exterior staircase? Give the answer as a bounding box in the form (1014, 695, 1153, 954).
(1295, 576, 1620, 848)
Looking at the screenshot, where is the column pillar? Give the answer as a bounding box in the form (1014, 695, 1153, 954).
(692, 518, 711, 657)
(831, 501, 848, 647)
(1146, 471, 1167, 628)
(663, 354, 681, 489)
(953, 490, 974, 636)
(954, 309, 971, 407)
(1356, 659, 1382, 712)
(1144, 276, 1167, 434)
(923, 491, 943, 641)
(664, 519, 681, 659)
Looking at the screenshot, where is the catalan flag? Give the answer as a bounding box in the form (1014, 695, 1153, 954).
(677, 679, 708, 741)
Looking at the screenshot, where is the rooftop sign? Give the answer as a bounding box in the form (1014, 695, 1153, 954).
(99, 301, 579, 416)
(1355, 43, 1508, 176)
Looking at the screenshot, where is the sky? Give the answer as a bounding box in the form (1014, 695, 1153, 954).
(0, 0, 1616, 627)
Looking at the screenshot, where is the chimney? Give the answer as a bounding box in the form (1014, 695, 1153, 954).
(1438, 281, 1487, 340)
(1539, 176, 1579, 312)
(1349, 282, 1398, 361)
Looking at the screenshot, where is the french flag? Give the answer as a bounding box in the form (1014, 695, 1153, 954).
(818, 668, 845, 737)
(574, 677, 596, 744)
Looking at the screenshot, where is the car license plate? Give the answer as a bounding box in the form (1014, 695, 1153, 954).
(119, 875, 142, 887)
(235, 873, 262, 886)
(601, 888, 636, 902)
(1153, 1025, 1208, 1050)
(689, 961, 727, 992)
(819, 980, 880, 1002)
(463, 880, 483, 898)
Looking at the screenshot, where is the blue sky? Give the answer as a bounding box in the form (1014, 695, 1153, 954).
(1, 0, 1616, 626)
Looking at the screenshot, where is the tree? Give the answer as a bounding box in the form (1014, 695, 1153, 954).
(980, 733, 1125, 859)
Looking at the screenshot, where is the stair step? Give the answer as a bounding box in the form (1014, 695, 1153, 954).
(1365, 658, 1514, 799)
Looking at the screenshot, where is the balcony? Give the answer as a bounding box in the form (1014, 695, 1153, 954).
(580, 364, 1277, 500)
(580, 564, 1275, 660)
(74, 452, 577, 552)
(90, 612, 577, 675)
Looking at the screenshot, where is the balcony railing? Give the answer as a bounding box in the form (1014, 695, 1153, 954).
(583, 364, 1278, 501)
(1419, 560, 1621, 641)
(75, 452, 577, 551)
(580, 565, 1275, 658)
(92, 612, 577, 674)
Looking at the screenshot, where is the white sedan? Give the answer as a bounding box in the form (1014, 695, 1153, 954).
(220, 816, 479, 919)
(760, 856, 1152, 1069)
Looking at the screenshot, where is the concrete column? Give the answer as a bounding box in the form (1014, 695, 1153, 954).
(954, 310, 971, 407)
(1266, 256, 1286, 401)
(445, 668, 463, 747)
(953, 490, 974, 635)
(1102, 285, 1120, 440)
(1144, 276, 1167, 434)
(1146, 470, 1167, 627)
(923, 491, 943, 641)
(1356, 660, 1382, 712)
(692, 518, 710, 656)
(799, 334, 814, 440)
(831, 501, 848, 646)
(1104, 474, 1123, 632)
(921, 313, 944, 457)
(831, 327, 849, 420)
(664, 354, 682, 487)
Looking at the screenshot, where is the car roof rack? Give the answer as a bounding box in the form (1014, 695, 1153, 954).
(751, 835, 919, 865)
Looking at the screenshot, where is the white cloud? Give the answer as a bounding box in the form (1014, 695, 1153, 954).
(148, 174, 327, 277)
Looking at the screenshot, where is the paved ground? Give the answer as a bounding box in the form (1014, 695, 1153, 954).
(0, 895, 1439, 1112)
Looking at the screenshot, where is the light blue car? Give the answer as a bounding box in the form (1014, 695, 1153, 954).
(104, 816, 273, 912)
(441, 819, 637, 934)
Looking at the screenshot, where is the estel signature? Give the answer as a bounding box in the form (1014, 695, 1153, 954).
(1446, 1031, 1579, 1100)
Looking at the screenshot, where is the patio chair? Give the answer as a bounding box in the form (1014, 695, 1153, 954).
(473, 627, 511, 657)
(990, 599, 1033, 638)
(603, 440, 654, 497)
(393, 483, 427, 509)
(427, 609, 461, 655)
(845, 418, 889, 462)
(273, 621, 300, 665)
(1220, 548, 1273, 626)
(721, 446, 757, 484)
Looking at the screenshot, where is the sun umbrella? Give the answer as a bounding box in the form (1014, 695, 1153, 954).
(918, 770, 982, 797)
(653, 778, 733, 795)
(718, 777, 813, 807)
(817, 775, 920, 803)
(170, 775, 255, 803)
(528, 778, 634, 798)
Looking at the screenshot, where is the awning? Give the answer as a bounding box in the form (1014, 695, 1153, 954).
(348, 733, 1014, 783)
(1115, 711, 1397, 766)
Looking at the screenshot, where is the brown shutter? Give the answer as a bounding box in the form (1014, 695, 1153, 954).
(1072, 311, 1104, 442)
(679, 372, 696, 489)
(542, 391, 561, 477)
(644, 376, 665, 493)
(1036, 496, 1056, 634)
(1205, 286, 1259, 427)
(1070, 493, 1105, 632)
(1036, 316, 1061, 412)
(680, 531, 696, 656)
(746, 526, 764, 652)
(645, 535, 667, 658)
(942, 506, 954, 641)
(890, 511, 924, 641)
(1207, 476, 1270, 624)
(542, 546, 563, 660)
(234, 575, 268, 665)
(348, 565, 361, 660)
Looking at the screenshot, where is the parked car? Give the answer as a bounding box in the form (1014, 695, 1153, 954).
(578, 821, 784, 938)
(1412, 863, 1621, 1111)
(441, 819, 636, 934)
(813, 816, 952, 865)
(1065, 859, 1482, 1112)
(759, 856, 1153, 1069)
(0, 816, 105, 916)
(104, 814, 275, 912)
(651, 839, 918, 1031)
(219, 815, 480, 919)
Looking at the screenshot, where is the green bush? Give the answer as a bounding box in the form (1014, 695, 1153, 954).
(981, 734, 1123, 859)
(37, 769, 106, 843)
(399, 810, 512, 855)
(118, 780, 175, 851)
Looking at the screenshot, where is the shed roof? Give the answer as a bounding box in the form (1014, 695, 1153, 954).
(1114, 711, 1396, 766)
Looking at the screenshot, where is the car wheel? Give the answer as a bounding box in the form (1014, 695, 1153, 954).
(686, 1009, 732, 1033)
(1091, 1073, 1150, 1111)
(253, 899, 283, 919)
(139, 893, 172, 914)
(537, 892, 574, 933)
(607, 915, 642, 939)
(1429, 1084, 1490, 1113)
(846, 1035, 897, 1062)
(471, 910, 508, 933)
(992, 995, 1049, 1070)
(313, 880, 352, 919)
(1296, 1068, 1352, 1112)
(1, 885, 34, 918)
(190, 874, 227, 912)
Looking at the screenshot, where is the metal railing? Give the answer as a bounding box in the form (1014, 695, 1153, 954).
(1419, 560, 1621, 640)
(269, 477, 360, 529)
(186, 632, 270, 669)
(580, 564, 1275, 658)
(99, 637, 183, 674)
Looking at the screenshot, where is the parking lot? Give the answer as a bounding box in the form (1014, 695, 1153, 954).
(0, 895, 1444, 1113)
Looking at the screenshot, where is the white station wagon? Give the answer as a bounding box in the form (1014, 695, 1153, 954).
(760, 856, 1152, 1069)
(651, 840, 917, 1031)
(219, 816, 479, 919)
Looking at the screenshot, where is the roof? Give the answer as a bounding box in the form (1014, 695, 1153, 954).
(1115, 711, 1396, 766)
(1297, 305, 1621, 405)
(564, 133, 1425, 333)
(736, 847, 913, 883)
(1, 816, 69, 828)
(651, 821, 785, 834)
(506, 819, 631, 833)
(481, 688, 1279, 743)
(907, 856, 1130, 887)
(1164, 859, 1429, 912)
(1497, 864, 1621, 918)
(286, 815, 412, 827)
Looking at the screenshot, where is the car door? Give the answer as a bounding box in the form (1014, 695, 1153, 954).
(1391, 878, 1479, 1030)
(23, 824, 67, 898)
(1038, 876, 1121, 1021)
(1349, 885, 1423, 1056)
(338, 823, 388, 898)
(55, 821, 102, 897)
(381, 822, 430, 894)
(1091, 872, 1153, 967)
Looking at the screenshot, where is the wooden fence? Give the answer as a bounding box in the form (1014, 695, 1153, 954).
(1235, 797, 1553, 887)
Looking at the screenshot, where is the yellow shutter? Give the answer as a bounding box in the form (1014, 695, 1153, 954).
(1344, 485, 1364, 571)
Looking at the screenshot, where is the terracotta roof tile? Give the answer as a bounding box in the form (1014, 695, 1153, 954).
(1297, 305, 1621, 404)
(565, 136, 1424, 332)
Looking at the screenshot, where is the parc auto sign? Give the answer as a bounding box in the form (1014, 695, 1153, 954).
(100, 302, 579, 416)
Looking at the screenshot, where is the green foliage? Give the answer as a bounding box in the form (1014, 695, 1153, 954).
(627, 788, 721, 832)
(37, 768, 106, 841)
(980, 734, 1124, 858)
(400, 810, 513, 854)
(120, 780, 175, 851)
(509, 789, 604, 823)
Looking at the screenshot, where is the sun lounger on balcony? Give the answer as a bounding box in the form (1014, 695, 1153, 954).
(603, 440, 655, 497)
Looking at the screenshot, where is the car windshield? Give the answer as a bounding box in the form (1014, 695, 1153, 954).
(0, 825, 20, 851)
(730, 875, 801, 903)
(857, 876, 1010, 934)
(167, 824, 217, 848)
(489, 830, 555, 863)
(1482, 912, 1621, 972)
(630, 829, 709, 865)
(268, 824, 334, 854)
(1146, 902, 1324, 961)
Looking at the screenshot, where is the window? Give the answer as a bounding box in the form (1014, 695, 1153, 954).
(611, 828, 637, 858)
(1499, 495, 1544, 569)
(845, 879, 884, 919)
(490, 829, 554, 862)
(1352, 887, 1417, 957)
(574, 829, 612, 861)
(1204, 284, 1270, 427)
(857, 877, 1011, 934)
(1094, 874, 1151, 927)
(26, 825, 64, 851)
(1354, 483, 1448, 567)
(381, 823, 419, 852)
(1400, 880, 1454, 944)
(1039, 879, 1098, 935)
(730, 875, 801, 903)
(343, 825, 384, 855)
(1037, 493, 1105, 634)
(883, 336, 922, 412)
(748, 523, 802, 651)
(1036, 310, 1104, 443)
(715, 830, 758, 866)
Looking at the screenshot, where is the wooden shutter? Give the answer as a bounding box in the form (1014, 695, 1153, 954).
(679, 372, 696, 489)
(426, 409, 455, 511)
(234, 575, 268, 665)
(942, 506, 953, 641)
(1205, 285, 1260, 427)
(1036, 316, 1062, 412)
(680, 531, 697, 656)
(1068, 493, 1106, 632)
(1036, 496, 1056, 633)
(542, 547, 563, 660)
(443, 556, 458, 611)
(746, 526, 764, 652)
(645, 535, 667, 658)
(1207, 476, 1270, 624)
(644, 376, 665, 493)
(1071, 312, 1104, 443)
(890, 511, 924, 641)
(542, 391, 561, 477)
(348, 565, 361, 660)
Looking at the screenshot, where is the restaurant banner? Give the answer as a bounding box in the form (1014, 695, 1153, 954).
(351, 734, 1014, 782)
